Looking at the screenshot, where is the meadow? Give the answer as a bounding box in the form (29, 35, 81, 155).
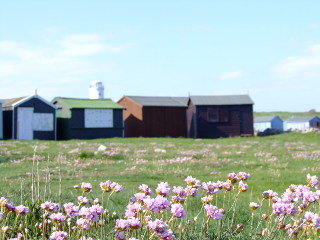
(0, 132, 319, 239)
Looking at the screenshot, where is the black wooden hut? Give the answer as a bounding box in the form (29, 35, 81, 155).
(52, 97, 125, 140)
(117, 96, 188, 137)
(187, 95, 254, 138)
(2, 94, 57, 140)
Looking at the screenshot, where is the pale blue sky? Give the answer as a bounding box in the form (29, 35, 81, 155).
(1, 1, 320, 111)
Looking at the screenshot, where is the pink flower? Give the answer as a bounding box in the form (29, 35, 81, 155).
(15, 205, 29, 215)
(78, 196, 90, 205)
(262, 190, 278, 199)
(115, 219, 130, 231)
(227, 172, 239, 184)
(49, 213, 66, 223)
(100, 180, 112, 192)
(223, 180, 233, 191)
(156, 182, 171, 197)
(238, 181, 248, 192)
(64, 203, 79, 218)
(238, 172, 250, 181)
(77, 218, 91, 230)
(186, 186, 199, 197)
(184, 176, 201, 188)
(139, 184, 153, 195)
(202, 181, 220, 194)
(81, 182, 92, 193)
(307, 174, 319, 189)
(128, 217, 142, 229)
(249, 202, 259, 210)
(49, 231, 68, 240)
(148, 219, 175, 240)
(171, 203, 186, 218)
(172, 186, 187, 197)
(125, 202, 143, 217)
(204, 204, 224, 219)
(41, 201, 59, 213)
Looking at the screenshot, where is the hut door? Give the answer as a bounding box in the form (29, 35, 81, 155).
(17, 107, 34, 140)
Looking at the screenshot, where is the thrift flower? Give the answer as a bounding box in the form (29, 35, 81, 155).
(81, 182, 92, 193)
(139, 184, 153, 195)
(40, 201, 59, 213)
(249, 202, 260, 210)
(202, 181, 220, 194)
(49, 213, 66, 223)
(238, 172, 250, 181)
(49, 231, 68, 240)
(156, 182, 171, 197)
(204, 204, 224, 219)
(64, 203, 79, 218)
(171, 203, 186, 218)
(76, 218, 91, 230)
(307, 174, 319, 189)
(115, 219, 130, 231)
(238, 181, 248, 192)
(15, 205, 29, 215)
(78, 196, 90, 205)
(227, 172, 239, 184)
(185, 176, 201, 188)
(148, 219, 175, 240)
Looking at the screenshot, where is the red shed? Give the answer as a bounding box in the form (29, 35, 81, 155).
(117, 96, 188, 137)
(187, 95, 254, 138)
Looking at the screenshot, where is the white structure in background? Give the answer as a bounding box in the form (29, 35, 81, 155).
(89, 81, 105, 99)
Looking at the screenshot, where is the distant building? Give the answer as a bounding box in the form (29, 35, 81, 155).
(52, 97, 124, 139)
(2, 94, 57, 140)
(117, 96, 188, 137)
(284, 116, 320, 131)
(254, 115, 283, 132)
(89, 81, 105, 99)
(187, 95, 254, 138)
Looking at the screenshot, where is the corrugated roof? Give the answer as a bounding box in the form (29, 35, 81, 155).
(126, 96, 188, 107)
(285, 116, 319, 122)
(190, 95, 254, 105)
(254, 116, 280, 123)
(2, 96, 28, 110)
(52, 97, 124, 109)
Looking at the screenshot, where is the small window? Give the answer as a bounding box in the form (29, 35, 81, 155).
(219, 109, 229, 122)
(207, 108, 218, 122)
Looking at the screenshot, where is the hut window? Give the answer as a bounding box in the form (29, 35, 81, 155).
(207, 108, 218, 122)
(219, 109, 229, 122)
(85, 109, 113, 128)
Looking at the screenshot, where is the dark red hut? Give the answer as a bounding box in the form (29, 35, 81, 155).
(117, 96, 188, 137)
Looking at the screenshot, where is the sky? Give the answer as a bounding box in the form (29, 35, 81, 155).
(1, 1, 320, 112)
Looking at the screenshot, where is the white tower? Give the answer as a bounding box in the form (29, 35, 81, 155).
(89, 81, 105, 99)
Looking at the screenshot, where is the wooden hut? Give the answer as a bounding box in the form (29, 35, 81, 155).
(254, 115, 283, 132)
(284, 116, 320, 131)
(187, 95, 254, 138)
(2, 94, 57, 140)
(52, 97, 124, 140)
(117, 96, 188, 137)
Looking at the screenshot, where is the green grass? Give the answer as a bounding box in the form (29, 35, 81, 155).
(0, 133, 319, 202)
(0, 133, 319, 239)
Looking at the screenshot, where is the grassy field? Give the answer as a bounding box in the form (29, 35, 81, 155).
(0, 132, 319, 201)
(0, 133, 319, 239)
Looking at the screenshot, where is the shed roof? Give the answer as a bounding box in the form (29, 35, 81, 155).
(2, 95, 56, 110)
(190, 95, 254, 106)
(52, 97, 124, 109)
(285, 116, 320, 122)
(254, 116, 282, 123)
(125, 96, 188, 107)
